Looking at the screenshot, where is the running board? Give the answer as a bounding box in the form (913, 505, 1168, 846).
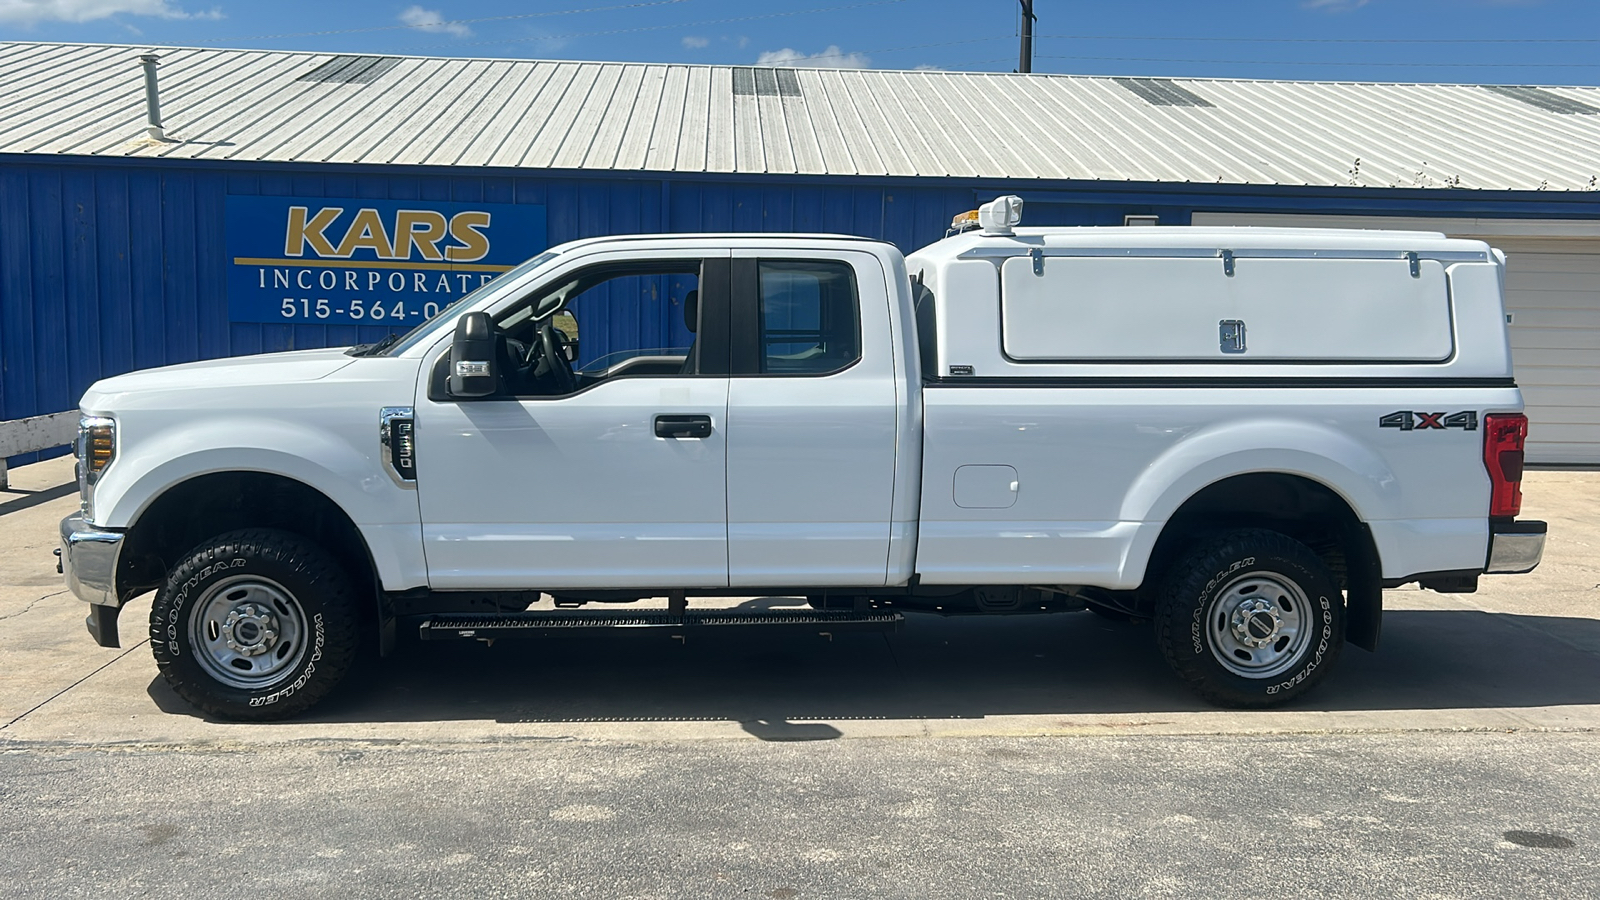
(417, 609, 904, 641)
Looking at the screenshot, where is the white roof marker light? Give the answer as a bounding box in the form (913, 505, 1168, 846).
(949, 195, 1025, 236)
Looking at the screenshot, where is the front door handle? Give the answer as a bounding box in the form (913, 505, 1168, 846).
(655, 414, 713, 439)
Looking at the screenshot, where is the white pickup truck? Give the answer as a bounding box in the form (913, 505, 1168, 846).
(60, 196, 1546, 719)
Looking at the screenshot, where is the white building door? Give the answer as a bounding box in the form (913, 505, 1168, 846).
(1493, 239, 1600, 465)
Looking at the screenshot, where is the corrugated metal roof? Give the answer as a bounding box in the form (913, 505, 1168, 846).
(3, 40, 1600, 191)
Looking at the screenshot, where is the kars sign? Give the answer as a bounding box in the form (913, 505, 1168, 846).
(226, 196, 548, 325)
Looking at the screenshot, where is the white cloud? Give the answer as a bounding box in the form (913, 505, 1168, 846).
(0, 0, 220, 23)
(1302, 0, 1370, 9)
(913, 63, 943, 71)
(756, 45, 870, 69)
(681, 35, 708, 49)
(522, 30, 566, 53)
(398, 4, 470, 38)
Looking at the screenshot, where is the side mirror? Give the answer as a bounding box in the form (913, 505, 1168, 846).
(448, 312, 498, 398)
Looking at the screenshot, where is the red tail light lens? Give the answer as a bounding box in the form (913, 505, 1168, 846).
(1483, 413, 1527, 518)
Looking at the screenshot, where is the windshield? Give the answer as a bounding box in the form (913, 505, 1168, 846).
(381, 251, 560, 356)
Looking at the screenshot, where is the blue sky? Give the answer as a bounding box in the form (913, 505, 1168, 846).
(3, 0, 1599, 85)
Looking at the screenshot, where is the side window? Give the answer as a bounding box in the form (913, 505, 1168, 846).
(757, 260, 860, 375)
(563, 268, 699, 374)
(488, 260, 705, 397)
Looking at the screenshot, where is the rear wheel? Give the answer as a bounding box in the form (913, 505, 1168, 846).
(150, 529, 359, 720)
(1154, 529, 1344, 708)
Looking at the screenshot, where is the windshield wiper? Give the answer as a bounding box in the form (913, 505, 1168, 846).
(346, 332, 402, 357)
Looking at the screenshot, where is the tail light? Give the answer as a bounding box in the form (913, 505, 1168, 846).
(1483, 413, 1527, 518)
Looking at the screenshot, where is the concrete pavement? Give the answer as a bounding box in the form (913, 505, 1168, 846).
(2, 456, 1598, 897)
(2, 456, 1598, 744)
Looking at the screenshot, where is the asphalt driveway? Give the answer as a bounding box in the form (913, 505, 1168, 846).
(2, 457, 1596, 897)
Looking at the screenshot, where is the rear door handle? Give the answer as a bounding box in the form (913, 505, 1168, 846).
(655, 414, 713, 439)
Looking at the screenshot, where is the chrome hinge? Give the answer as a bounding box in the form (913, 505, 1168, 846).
(1219, 249, 1235, 277)
(1030, 247, 1044, 276)
(380, 407, 416, 485)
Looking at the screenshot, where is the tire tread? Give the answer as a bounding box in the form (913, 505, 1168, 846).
(149, 528, 359, 721)
(1154, 528, 1344, 709)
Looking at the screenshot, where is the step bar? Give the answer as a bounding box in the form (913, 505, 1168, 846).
(417, 608, 904, 641)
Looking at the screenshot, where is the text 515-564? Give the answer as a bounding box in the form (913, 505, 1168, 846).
(279, 298, 441, 323)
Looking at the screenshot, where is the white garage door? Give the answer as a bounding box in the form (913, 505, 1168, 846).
(1495, 240, 1600, 465)
(1191, 213, 1600, 464)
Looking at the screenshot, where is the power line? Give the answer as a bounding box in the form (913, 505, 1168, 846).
(1035, 54, 1600, 68)
(1038, 34, 1600, 45)
(387, 0, 910, 52)
(761, 36, 1010, 66)
(193, 1, 695, 43)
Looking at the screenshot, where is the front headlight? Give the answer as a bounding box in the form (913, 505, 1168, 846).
(77, 415, 115, 520)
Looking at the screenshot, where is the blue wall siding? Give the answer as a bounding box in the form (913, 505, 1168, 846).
(4, 155, 1600, 464)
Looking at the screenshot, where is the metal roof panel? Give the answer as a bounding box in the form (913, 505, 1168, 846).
(2, 41, 1597, 191)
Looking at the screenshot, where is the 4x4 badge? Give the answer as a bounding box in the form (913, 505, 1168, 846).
(1380, 411, 1478, 432)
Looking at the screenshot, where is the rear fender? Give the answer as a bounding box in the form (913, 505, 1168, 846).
(1118, 419, 1397, 584)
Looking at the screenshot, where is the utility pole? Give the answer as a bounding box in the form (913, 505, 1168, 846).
(1018, 0, 1036, 73)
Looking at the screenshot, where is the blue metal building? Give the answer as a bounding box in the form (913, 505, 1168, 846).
(3, 43, 1600, 462)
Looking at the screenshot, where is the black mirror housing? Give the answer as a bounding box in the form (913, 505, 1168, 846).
(448, 312, 498, 398)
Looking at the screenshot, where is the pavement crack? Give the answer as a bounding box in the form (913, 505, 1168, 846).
(0, 590, 68, 623)
(1, 638, 149, 731)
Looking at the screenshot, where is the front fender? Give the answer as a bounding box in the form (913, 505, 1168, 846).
(91, 416, 425, 591)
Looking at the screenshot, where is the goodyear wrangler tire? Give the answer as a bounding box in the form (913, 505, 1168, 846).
(150, 529, 358, 721)
(1154, 529, 1344, 709)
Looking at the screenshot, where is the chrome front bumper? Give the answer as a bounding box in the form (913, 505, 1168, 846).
(60, 513, 124, 607)
(1486, 519, 1547, 575)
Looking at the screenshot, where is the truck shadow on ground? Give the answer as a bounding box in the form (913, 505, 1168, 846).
(146, 604, 1600, 737)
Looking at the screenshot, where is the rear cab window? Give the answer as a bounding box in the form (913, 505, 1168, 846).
(753, 260, 861, 376)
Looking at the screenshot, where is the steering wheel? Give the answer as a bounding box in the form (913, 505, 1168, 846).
(527, 320, 577, 394)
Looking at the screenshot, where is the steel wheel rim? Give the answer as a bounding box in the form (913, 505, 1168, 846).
(1206, 570, 1313, 679)
(189, 575, 309, 690)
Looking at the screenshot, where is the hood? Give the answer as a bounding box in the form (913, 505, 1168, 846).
(85, 348, 358, 398)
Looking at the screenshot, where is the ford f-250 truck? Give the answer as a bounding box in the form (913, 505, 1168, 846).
(59, 196, 1546, 719)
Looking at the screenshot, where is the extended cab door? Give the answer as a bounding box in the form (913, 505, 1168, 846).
(724, 250, 900, 587)
(414, 251, 732, 590)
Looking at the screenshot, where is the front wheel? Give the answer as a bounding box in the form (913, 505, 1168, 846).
(1154, 529, 1344, 708)
(150, 529, 359, 720)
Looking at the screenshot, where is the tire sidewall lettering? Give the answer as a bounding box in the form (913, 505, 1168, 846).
(1191, 556, 1256, 654)
(1264, 594, 1334, 696)
(1160, 534, 1345, 707)
(247, 613, 326, 708)
(164, 558, 247, 657)
(149, 529, 356, 720)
